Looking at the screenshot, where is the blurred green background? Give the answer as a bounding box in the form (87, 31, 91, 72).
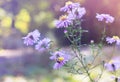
(0, 0, 120, 82)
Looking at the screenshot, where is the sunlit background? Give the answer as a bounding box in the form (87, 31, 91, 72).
(0, 0, 120, 82)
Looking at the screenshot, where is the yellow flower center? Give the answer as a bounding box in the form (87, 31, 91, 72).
(58, 57, 64, 62)
(59, 15, 67, 21)
(112, 36, 119, 40)
(65, 1, 73, 6)
(109, 60, 114, 64)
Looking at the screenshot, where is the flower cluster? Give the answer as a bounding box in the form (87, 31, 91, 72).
(96, 13, 114, 23)
(106, 36, 120, 45)
(55, 1, 86, 28)
(22, 1, 120, 82)
(23, 30, 51, 52)
(23, 30, 71, 69)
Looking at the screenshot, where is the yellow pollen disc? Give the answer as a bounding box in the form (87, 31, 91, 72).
(66, 1, 73, 6)
(58, 57, 64, 61)
(113, 36, 119, 40)
(59, 15, 67, 21)
(109, 60, 114, 64)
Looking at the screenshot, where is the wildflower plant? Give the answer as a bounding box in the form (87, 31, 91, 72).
(23, 1, 120, 82)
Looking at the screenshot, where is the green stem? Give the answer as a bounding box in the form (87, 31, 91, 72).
(66, 23, 94, 82)
(71, 43, 94, 82)
(101, 27, 106, 42)
(75, 49, 94, 82)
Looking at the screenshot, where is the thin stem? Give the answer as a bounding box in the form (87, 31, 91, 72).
(66, 21, 94, 82)
(101, 27, 106, 42)
(75, 49, 94, 82)
(71, 43, 94, 82)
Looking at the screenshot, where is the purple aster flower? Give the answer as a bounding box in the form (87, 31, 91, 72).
(104, 57, 120, 71)
(23, 29, 40, 46)
(50, 51, 70, 69)
(35, 38, 51, 52)
(60, 1, 80, 12)
(96, 13, 114, 23)
(55, 15, 72, 28)
(106, 37, 115, 44)
(106, 36, 120, 45)
(68, 7, 86, 20)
